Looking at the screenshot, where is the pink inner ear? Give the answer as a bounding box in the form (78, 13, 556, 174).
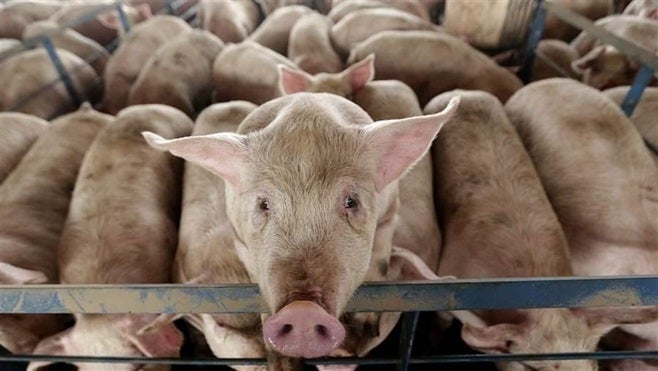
(0, 262, 49, 284)
(129, 322, 183, 358)
(97, 11, 122, 30)
(279, 66, 312, 94)
(346, 55, 374, 92)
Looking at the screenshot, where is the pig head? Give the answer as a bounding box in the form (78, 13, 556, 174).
(143, 92, 460, 358)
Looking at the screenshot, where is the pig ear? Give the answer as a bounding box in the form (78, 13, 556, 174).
(27, 329, 75, 371)
(575, 307, 658, 335)
(123, 317, 184, 358)
(387, 246, 444, 281)
(341, 53, 375, 92)
(571, 46, 605, 74)
(97, 10, 122, 30)
(460, 322, 523, 354)
(278, 65, 313, 95)
(135, 3, 152, 20)
(363, 96, 460, 191)
(0, 262, 48, 284)
(142, 131, 247, 187)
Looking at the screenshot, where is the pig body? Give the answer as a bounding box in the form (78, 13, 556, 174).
(328, 0, 431, 23)
(102, 15, 192, 114)
(128, 30, 224, 116)
(0, 48, 99, 119)
(571, 15, 658, 89)
(0, 104, 111, 355)
(174, 102, 267, 370)
(623, 0, 658, 19)
(505, 78, 658, 371)
(604, 86, 658, 165)
(330, 8, 439, 58)
(214, 41, 374, 104)
(50, 1, 152, 46)
(0, 0, 63, 39)
(348, 30, 522, 105)
(144, 92, 460, 360)
(532, 39, 580, 81)
(430, 89, 639, 371)
(28, 104, 193, 371)
(0, 113, 48, 184)
(247, 5, 313, 55)
(288, 12, 343, 74)
(22, 20, 110, 75)
(543, 0, 612, 41)
(198, 0, 261, 43)
(260, 0, 332, 15)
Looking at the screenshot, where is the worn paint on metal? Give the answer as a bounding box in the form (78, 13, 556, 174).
(1, 276, 657, 314)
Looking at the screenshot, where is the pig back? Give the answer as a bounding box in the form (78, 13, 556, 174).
(429, 90, 571, 279)
(0, 113, 48, 184)
(505, 78, 658, 273)
(58, 104, 192, 284)
(0, 105, 112, 280)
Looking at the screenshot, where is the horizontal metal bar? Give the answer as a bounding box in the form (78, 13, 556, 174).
(1, 276, 657, 314)
(543, 1, 658, 71)
(1, 351, 657, 366)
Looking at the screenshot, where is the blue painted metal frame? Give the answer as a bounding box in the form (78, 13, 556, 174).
(621, 65, 655, 116)
(41, 38, 82, 107)
(115, 2, 132, 34)
(519, 0, 546, 83)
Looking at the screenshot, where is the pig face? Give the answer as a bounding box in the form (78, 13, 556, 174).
(143, 93, 460, 358)
(572, 46, 640, 90)
(28, 314, 183, 371)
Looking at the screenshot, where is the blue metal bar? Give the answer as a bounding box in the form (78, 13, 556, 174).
(115, 2, 131, 34)
(165, 0, 176, 14)
(1, 350, 657, 366)
(2, 276, 658, 314)
(41, 37, 82, 107)
(397, 311, 419, 371)
(518, 0, 547, 83)
(621, 65, 655, 116)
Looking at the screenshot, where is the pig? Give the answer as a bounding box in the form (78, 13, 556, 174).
(212, 41, 374, 104)
(198, 0, 261, 43)
(28, 104, 193, 371)
(0, 104, 112, 355)
(543, 0, 613, 41)
(0, 38, 21, 55)
(505, 78, 658, 371)
(0, 113, 48, 184)
(604, 86, 658, 165)
(532, 39, 580, 81)
(171, 101, 267, 371)
(330, 8, 439, 58)
(288, 12, 343, 74)
(128, 0, 198, 16)
(347, 30, 523, 105)
(623, 0, 658, 19)
(328, 0, 431, 23)
(101, 15, 192, 114)
(259, 0, 332, 15)
(0, 0, 63, 39)
(430, 88, 658, 371)
(0, 48, 99, 119)
(22, 20, 111, 75)
(127, 30, 224, 116)
(247, 5, 313, 55)
(570, 15, 658, 89)
(50, 1, 153, 46)
(142, 92, 460, 360)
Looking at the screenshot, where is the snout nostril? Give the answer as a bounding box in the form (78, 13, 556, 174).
(281, 324, 293, 336)
(315, 324, 328, 337)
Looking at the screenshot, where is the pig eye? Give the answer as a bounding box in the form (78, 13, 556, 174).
(344, 195, 358, 209)
(258, 198, 270, 211)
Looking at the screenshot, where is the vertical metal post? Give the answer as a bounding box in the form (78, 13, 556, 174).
(621, 65, 655, 117)
(519, 0, 548, 84)
(41, 37, 82, 107)
(396, 311, 419, 371)
(165, 0, 176, 15)
(115, 2, 131, 34)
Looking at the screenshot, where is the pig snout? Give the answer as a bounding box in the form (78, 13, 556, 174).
(263, 300, 345, 358)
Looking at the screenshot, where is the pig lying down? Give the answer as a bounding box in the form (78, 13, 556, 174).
(144, 92, 460, 360)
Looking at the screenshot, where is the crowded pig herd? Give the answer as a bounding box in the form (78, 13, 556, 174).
(0, 0, 657, 370)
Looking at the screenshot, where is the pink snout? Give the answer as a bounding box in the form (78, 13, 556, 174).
(263, 300, 345, 358)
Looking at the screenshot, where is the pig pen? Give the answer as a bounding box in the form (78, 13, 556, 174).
(0, 0, 657, 370)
